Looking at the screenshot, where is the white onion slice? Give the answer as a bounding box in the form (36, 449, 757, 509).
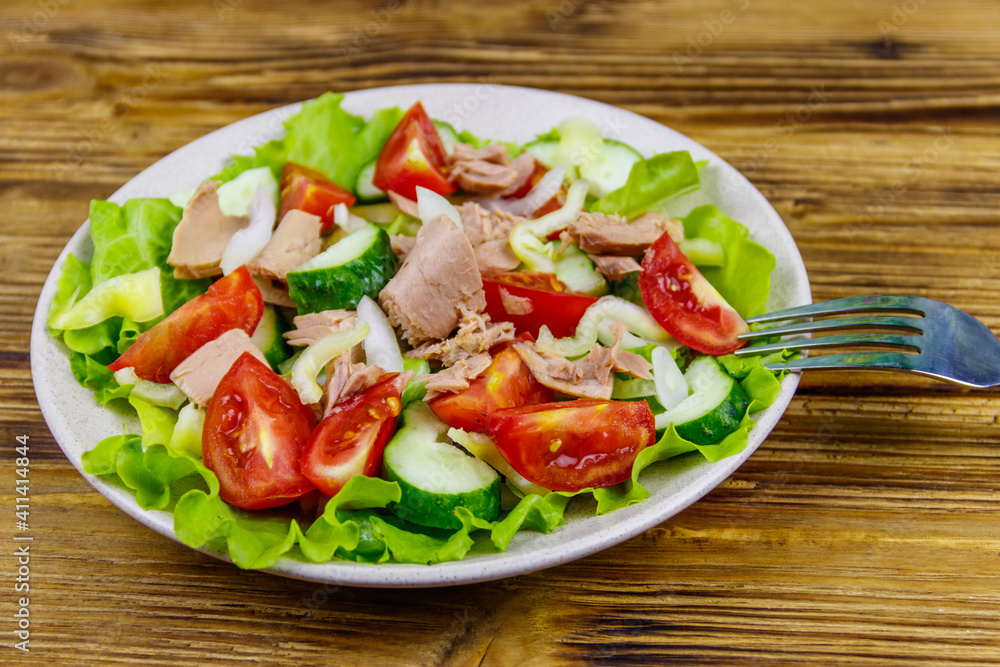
(334, 202, 370, 233)
(651, 346, 688, 410)
(356, 296, 403, 373)
(220, 186, 276, 275)
(416, 186, 461, 226)
(500, 165, 566, 217)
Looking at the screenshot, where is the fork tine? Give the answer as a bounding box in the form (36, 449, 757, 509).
(763, 351, 918, 373)
(738, 315, 924, 340)
(734, 333, 922, 356)
(747, 295, 925, 324)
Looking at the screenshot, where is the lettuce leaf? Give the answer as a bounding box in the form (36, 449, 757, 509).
(681, 205, 776, 319)
(589, 151, 701, 219)
(212, 92, 402, 193)
(88, 198, 210, 314)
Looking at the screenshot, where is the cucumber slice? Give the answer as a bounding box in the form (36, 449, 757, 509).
(448, 428, 550, 497)
(383, 403, 500, 529)
(286, 223, 397, 315)
(432, 121, 460, 156)
(216, 167, 279, 217)
(350, 202, 401, 224)
(679, 237, 725, 267)
(579, 139, 642, 198)
(655, 356, 749, 444)
(523, 140, 560, 169)
(249, 305, 292, 370)
(551, 242, 608, 296)
(354, 160, 386, 203)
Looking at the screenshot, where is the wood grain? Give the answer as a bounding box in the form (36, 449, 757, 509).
(2, 0, 999, 665)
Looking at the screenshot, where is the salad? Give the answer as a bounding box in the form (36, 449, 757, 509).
(46, 92, 789, 569)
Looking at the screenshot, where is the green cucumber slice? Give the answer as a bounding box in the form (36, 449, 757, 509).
(523, 140, 560, 169)
(655, 356, 749, 444)
(286, 223, 397, 315)
(383, 403, 500, 530)
(579, 139, 642, 198)
(249, 305, 292, 370)
(354, 160, 386, 202)
(551, 242, 608, 296)
(432, 120, 460, 156)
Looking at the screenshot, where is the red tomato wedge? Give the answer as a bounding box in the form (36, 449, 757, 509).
(299, 373, 404, 497)
(482, 274, 598, 339)
(638, 231, 749, 355)
(202, 353, 316, 510)
(428, 342, 553, 434)
(278, 162, 356, 232)
(108, 266, 263, 383)
(488, 399, 656, 492)
(372, 102, 454, 200)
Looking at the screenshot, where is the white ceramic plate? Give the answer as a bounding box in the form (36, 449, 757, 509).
(31, 84, 811, 588)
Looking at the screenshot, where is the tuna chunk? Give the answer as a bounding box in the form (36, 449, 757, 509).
(283, 309, 357, 347)
(254, 277, 296, 308)
(588, 254, 642, 281)
(476, 239, 520, 272)
(449, 143, 534, 197)
(569, 211, 683, 256)
(379, 214, 486, 345)
(387, 190, 420, 219)
(247, 209, 322, 282)
(390, 234, 416, 261)
(457, 202, 524, 246)
(513, 341, 614, 400)
(456, 202, 523, 272)
(169, 329, 268, 407)
(512, 322, 651, 399)
(422, 353, 493, 401)
(406, 310, 515, 367)
(168, 181, 249, 279)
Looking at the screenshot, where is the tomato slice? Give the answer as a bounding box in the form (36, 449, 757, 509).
(202, 352, 316, 510)
(638, 231, 749, 355)
(372, 102, 455, 200)
(278, 162, 356, 232)
(488, 399, 656, 492)
(108, 266, 263, 383)
(482, 274, 598, 339)
(428, 342, 553, 434)
(299, 373, 404, 497)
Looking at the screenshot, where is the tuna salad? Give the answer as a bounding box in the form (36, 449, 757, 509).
(47, 92, 783, 568)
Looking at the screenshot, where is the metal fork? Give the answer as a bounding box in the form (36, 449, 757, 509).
(734, 295, 1000, 388)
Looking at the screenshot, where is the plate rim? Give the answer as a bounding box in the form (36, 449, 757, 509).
(31, 83, 810, 588)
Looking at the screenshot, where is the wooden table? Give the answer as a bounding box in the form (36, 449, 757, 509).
(3, 0, 999, 664)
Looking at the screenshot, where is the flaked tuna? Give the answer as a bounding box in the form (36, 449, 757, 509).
(449, 143, 534, 197)
(569, 211, 683, 256)
(378, 214, 486, 345)
(169, 329, 268, 407)
(247, 209, 322, 282)
(168, 181, 249, 279)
